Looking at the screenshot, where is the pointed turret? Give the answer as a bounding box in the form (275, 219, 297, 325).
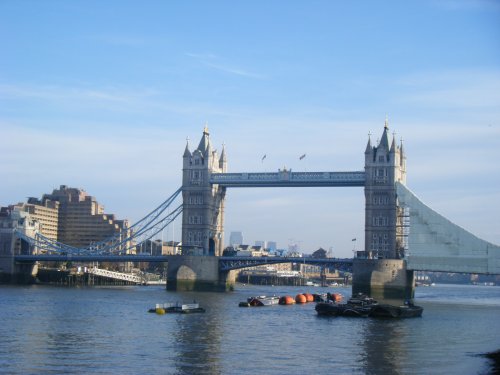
(219, 143, 227, 171)
(390, 135, 396, 153)
(365, 134, 372, 154)
(399, 138, 405, 166)
(197, 125, 210, 153)
(379, 117, 390, 150)
(183, 138, 191, 158)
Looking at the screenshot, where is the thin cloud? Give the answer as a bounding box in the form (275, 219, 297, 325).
(0, 83, 157, 104)
(396, 69, 500, 109)
(185, 52, 265, 79)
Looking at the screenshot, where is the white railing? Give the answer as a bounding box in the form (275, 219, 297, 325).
(87, 267, 143, 284)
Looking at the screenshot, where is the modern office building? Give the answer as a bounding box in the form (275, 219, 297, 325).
(267, 241, 277, 251)
(41, 185, 131, 250)
(1, 185, 132, 252)
(7, 198, 60, 241)
(229, 231, 243, 247)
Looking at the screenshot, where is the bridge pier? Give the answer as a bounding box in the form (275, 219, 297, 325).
(166, 255, 235, 292)
(352, 259, 415, 302)
(0, 257, 38, 283)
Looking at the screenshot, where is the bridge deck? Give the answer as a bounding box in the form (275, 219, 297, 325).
(15, 255, 353, 272)
(210, 171, 365, 187)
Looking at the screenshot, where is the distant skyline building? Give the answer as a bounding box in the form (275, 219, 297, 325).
(254, 240, 265, 248)
(267, 241, 277, 251)
(229, 231, 243, 247)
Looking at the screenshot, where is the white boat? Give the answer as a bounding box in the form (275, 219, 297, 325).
(240, 295, 280, 307)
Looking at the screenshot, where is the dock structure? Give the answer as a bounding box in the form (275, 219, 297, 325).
(87, 267, 144, 284)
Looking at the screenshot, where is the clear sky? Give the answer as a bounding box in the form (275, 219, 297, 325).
(1, 0, 499, 256)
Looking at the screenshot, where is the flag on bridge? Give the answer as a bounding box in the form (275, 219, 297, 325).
(299, 154, 306, 160)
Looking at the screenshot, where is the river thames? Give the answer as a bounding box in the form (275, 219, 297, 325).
(0, 283, 499, 374)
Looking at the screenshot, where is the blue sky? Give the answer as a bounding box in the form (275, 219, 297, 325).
(1, 0, 499, 256)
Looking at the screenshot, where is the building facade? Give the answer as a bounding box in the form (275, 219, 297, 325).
(0, 209, 41, 275)
(1, 186, 132, 252)
(7, 198, 59, 241)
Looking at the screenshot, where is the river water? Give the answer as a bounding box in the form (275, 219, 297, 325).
(0, 283, 499, 374)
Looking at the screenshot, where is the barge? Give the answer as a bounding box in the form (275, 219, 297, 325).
(149, 302, 205, 314)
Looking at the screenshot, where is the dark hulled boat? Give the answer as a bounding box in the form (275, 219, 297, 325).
(315, 294, 377, 317)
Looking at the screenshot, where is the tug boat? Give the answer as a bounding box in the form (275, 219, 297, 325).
(148, 302, 205, 314)
(315, 294, 378, 317)
(316, 293, 423, 318)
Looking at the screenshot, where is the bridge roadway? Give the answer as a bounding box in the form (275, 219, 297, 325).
(14, 255, 354, 272)
(210, 171, 365, 187)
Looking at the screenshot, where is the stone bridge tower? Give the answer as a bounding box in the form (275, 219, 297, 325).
(181, 126, 227, 256)
(354, 119, 413, 300)
(363, 119, 407, 259)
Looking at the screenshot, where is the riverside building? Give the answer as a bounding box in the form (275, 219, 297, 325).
(7, 198, 59, 241)
(1, 185, 132, 252)
(42, 185, 131, 249)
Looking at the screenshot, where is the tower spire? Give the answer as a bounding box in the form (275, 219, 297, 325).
(219, 142, 227, 171)
(365, 132, 372, 154)
(197, 125, 210, 153)
(183, 136, 191, 157)
(379, 117, 390, 150)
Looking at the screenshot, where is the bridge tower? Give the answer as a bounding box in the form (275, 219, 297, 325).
(354, 119, 414, 300)
(169, 126, 233, 291)
(181, 126, 227, 256)
(363, 118, 406, 259)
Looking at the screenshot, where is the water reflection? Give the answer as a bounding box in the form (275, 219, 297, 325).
(171, 292, 224, 375)
(361, 318, 408, 374)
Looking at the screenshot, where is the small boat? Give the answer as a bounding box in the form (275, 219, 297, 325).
(239, 295, 280, 307)
(315, 294, 377, 317)
(312, 293, 328, 302)
(369, 303, 423, 318)
(148, 302, 205, 314)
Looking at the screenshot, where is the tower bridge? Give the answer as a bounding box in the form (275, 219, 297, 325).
(3, 121, 499, 298)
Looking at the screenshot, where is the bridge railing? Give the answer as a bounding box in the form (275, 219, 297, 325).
(218, 256, 353, 271)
